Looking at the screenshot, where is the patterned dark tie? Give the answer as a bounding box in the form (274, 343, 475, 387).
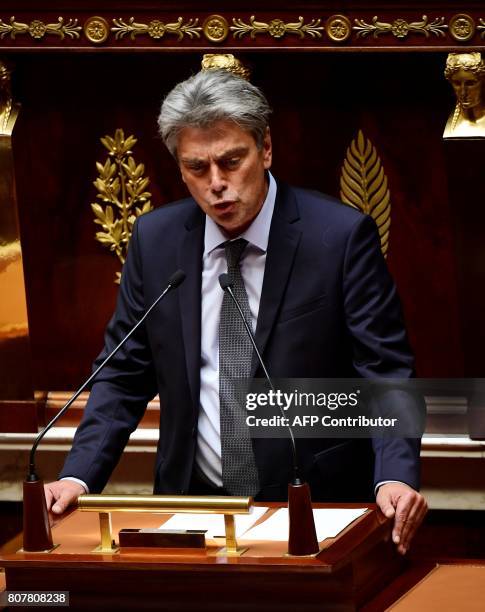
(219, 238, 260, 496)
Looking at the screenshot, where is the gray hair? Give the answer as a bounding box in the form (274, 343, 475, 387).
(158, 69, 272, 157)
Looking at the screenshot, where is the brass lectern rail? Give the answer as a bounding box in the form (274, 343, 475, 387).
(78, 494, 253, 556)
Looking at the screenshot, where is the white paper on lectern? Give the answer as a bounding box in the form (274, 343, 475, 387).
(240, 507, 368, 542)
(159, 506, 269, 539)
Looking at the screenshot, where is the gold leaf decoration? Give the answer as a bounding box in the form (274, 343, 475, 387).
(353, 15, 447, 39)
(478, 18, 485, 38)
(231, 15, 323, 39)
(91, 129, 153, 283)
(340, 130, 391, 257)
(0, 16, 81, 40)
(111, 17, 201, 41)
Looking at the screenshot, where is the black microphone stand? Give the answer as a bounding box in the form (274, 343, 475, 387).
(23, 270, 185, 552)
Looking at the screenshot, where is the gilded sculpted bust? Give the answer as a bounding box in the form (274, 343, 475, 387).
(444, 52, 485, 139)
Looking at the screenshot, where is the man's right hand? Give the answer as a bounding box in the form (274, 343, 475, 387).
(44, 480, 85, 514)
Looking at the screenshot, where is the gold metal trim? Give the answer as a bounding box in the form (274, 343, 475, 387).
(84, 16, 109, 44)
(79, 494, 253, 554)
(215, 514, 248, 556)
(449, 14, 475, 42)
(91, 129, 153, 284)
(353, 15, 447, 39)
(92, 511, 119, 553)
(1, 13, 483, 45)
(111, 17, 201, 41)
(479, 18, 485, 38)
(78, 494, 252, 514)
(203, 15, 229, 43)
(326, 15, 352, 43)
(201, 54, 251, 81)
(0, 16, 81, 40)
(340, 130, 391, 257)
(231, 15, 323, 39)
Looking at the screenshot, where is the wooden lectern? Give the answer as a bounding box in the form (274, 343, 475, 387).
(1, 503, 403, 611)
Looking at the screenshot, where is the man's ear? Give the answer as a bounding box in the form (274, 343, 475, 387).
(263, 127, 272, 169)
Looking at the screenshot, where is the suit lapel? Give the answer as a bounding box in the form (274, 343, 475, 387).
(252, 183, 301, 376)
(177, 203, 205, 412)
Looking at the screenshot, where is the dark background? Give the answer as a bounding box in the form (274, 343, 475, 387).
(7, 51, 481, 389)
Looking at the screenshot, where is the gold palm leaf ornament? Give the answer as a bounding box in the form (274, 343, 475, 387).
(91, 129, 153, 283)
(339, 130, 391, 256)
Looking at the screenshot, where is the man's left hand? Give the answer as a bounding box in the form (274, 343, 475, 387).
(376, 482, 427, 555)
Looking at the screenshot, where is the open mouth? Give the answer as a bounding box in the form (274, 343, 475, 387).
(213, 201, 235, 212)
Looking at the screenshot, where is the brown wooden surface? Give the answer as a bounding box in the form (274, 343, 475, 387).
(0, 503, 405, 611)
(363, 560, 485, 611)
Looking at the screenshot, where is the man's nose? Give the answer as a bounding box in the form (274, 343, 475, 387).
(209, 165, 226, 194)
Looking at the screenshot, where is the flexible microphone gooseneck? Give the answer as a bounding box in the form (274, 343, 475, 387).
(23, 269, 185, 552)
(219, 272, 319, 556)
(218, 272, 301, 485)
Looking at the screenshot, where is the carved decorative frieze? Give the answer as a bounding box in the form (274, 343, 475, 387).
(111, 17, 201, 41)
(0, 12, 484, 46)
(0, 16, 81, 40)
(231, 16, 324, 39)
(353, 15, 447, 39)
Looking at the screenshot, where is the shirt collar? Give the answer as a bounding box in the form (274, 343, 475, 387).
(204, 171, 277, 256)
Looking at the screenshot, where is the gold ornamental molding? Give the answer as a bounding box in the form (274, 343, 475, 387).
(0, 16, 81, 40)
(84, 16, 109, 44)
(326, 15, 352, 43)
(478, 18, 485, 38)
(353, 15, 447, 39)
(340, 131, 391, 257)
(91, 129, 153, 283)
(203, 15, 229, 43)
(231, 16, 324, 39)
(1, 13, 485, 45)
(111, 17, 201, 41)
(449, 14, 475, 42)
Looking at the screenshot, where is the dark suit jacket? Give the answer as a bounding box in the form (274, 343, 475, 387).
(60, 181, 420, 501)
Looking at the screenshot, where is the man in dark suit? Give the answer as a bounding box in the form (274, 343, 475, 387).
(45, 68, 426, 554)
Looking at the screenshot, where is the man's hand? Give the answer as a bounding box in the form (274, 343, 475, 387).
(376, 482, 427, 555)
(44, 480, 85, 515)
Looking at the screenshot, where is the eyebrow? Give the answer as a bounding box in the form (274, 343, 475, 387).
(180, 146, 249, 165)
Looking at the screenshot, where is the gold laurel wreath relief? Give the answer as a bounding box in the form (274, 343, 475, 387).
(340, 131, 391, 257)
(91, 129, 153, 283)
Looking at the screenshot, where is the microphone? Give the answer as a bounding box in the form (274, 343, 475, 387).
(23, 269, 186, 552)
(219, 273, 318, 555)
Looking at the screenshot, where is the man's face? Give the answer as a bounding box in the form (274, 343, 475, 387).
(177, 120, 272, 238)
